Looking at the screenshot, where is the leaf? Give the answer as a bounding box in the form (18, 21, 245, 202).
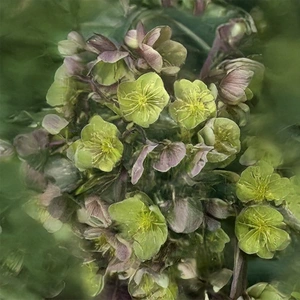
(131, 141, 158, 185)
(140, 43, 163, 73)
(42, 114, 69, 135)
(153, 142, 186, 172)
(44, 156, 79, 192)
(205, 198, 235, 219)
(167, 197, 203, 233)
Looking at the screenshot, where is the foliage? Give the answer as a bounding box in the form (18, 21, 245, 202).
(1, 0, 300, 299)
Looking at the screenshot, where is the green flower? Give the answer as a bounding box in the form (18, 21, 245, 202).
(117, 72, 169, 128)
(197, 117, 241, 165)
(247, 283, 289, 300)
(129, 269, 178, 300)
(67, 115, 123, 172)
(235, 205, 290, 259)
(108, 193, 168, 261)
(236, 160, 290, 203)
(46, 65, 77, 107)
(169, 79, 216, 130)
(239, 136, 283, 167)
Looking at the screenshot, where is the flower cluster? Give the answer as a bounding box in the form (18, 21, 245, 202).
(5, 2, 299, 299)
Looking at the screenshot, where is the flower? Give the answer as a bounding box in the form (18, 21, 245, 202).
(124, 24, 187, 75)
(117, 72, 169, 127)
(235, 205, 290, 259)
(169, 79, 216, 129)
(108, 193, 168, 261)
(236, 160, 290, 203)
(67, 115, 123, 172)
(197, 117, 240, 165)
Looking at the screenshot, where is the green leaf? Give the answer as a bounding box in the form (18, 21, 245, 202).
(118, 72, 169, 128)
(169, 79, 216, 129)
(108, 193, 168, 261)
(235, 205, 290, 259)
(236, 161, 290, 203)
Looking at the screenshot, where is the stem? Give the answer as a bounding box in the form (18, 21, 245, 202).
(230, 238, 248, 300)
(180, 127, 191, 143)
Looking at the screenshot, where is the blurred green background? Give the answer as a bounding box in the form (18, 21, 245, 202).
(1, 0, 300, 298)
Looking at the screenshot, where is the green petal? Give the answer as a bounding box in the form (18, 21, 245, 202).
(238, 229, 262, 254)
(46, 78, 75, 107)
(156, 40, 187, 67)
(92, 60, 127, 86)
(75, 146, 94, 170)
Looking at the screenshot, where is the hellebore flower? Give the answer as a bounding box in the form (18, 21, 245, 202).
(117, 72, 169, 127)
(58, 31, 86, 57)
(46, 64, 77, 107)
(67, 115, 123, 172)
(169, 79, 216, 130)
(247, 282, 289, 300)
(124, 24, 187, 75)
(197, 117, 241, 165)
(108, 193, 168, 261)
(86, 32, 129, 86)
(218, 68, 254, 105)
(236, 160, 290, 203)
(128, 268, 178, 299)
(235, 205, 290, 259)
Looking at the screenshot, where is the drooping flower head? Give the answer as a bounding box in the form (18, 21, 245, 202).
(67, 115, 123, 172)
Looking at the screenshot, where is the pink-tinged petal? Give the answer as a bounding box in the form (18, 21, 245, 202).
(124, 30, 139, 49)
(98, 50, 128, 63)
(131, 141, 158, 185)
(140, 44, 163, 73)
(86, 33, 116, 54)
(189, 144, 213, 177)
(136, 22, 146, 46)
(153, 142, 186, 172)
(219, 69, 254, 104)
